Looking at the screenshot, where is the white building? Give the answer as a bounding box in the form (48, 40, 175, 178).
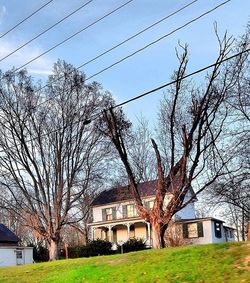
(0, 224, 33, 267)
(88, 180, 235, 248)
(177, 217, 235, 245)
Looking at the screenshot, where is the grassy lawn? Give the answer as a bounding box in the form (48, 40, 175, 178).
(0, 242, 249, 283)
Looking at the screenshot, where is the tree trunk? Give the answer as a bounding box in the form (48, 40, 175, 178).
(242, 211, 245, 241)
(48, 239, 59, 261)
(247, 219, 250, 241)
(64, 242, 69, 260)
(151, 223, 167, 249)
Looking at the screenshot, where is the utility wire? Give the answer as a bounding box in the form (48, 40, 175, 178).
(14, 0, 198, 72)
(0, 0, 95, 62)
(86, 0, 231, 81)
(112, 47, 250, 109)
(0, 47, 249, 154)
(7, 0, 228, 111)
(0, 0, 54, 39)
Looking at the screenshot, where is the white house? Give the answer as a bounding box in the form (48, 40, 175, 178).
(88, 180, 235, 248)
(0, 224, 33, 267)
(177, 217, 235, 245)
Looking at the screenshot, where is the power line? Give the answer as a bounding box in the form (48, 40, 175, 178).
(9, 0, 228, 111)
(0, 47, 249, 154)
(0, 0, 95, 63)
(14, 0, 135, 73)
(85, 0, 231, 81)
(113, 47, 250, 109)
(0, 0, 54, 39)
(14, 0, 198, 72)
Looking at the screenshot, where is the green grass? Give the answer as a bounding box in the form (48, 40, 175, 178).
(0, 242, 249, 283)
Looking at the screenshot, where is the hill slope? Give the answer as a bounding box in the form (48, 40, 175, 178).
(0, 242, 249, 283)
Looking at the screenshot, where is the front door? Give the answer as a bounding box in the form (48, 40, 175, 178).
(16, 250, 24, 265)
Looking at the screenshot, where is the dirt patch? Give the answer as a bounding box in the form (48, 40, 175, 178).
(108, 258, 125, 266)
(242, 255, 250, 271)
(234, 243, 250, 272)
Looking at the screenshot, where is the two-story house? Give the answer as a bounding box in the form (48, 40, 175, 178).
(88, 180, 235, 248)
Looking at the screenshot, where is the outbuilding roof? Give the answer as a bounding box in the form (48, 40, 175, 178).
(0, 224, 20, 243)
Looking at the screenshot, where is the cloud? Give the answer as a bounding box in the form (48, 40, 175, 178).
(0, 6, 7, 24)
(0, 38, 54, 76)
(28, 69, 53, 75)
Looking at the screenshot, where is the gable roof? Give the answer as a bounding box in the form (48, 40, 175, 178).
(91, 177, 197, 207)
(0, 224, 20, 243)
(91, 179, 158, 206)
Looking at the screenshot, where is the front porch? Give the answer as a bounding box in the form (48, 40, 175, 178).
(90, 220, 152, 248)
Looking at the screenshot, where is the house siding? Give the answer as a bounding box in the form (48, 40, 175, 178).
(175, 202, 196, 220)
(116, 227, 128, 243)
(91, 194, 196, 224)
(0, 247, 33, 267)
(134, 223, 147, 240)
(181, 219, 234, 245)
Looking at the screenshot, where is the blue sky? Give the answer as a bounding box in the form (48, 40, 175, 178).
(0, 0, 249, 124)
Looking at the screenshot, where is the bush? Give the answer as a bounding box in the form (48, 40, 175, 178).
(81, 239, 112, 257)
(67, 246, 85, 258)
(29, 243, 49, 262)
(118, 238, 146, 253)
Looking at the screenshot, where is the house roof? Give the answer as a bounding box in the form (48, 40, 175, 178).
(91, 179, 196, 206)
(91, 179, 158, 206)
(0, 224, 20, 243)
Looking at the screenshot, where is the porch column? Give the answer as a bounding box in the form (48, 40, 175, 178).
(147, 222, 151, 245)
(91, 227, 95, 240)
(126, 223, 130, 240)
(108, 225, 113, 242)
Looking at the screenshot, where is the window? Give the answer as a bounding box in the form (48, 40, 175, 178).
(229, 230, 233, 238)
(102, 207, 116, 221)
(214, 221, 222, 238)
(145, 201, 154, 209)
(188, 223, 198, 238)
(122, 204, 137, 218)
(106, 208, 113, 220)
(16, 251, 22, 259)
(183, 222, 203, 238)
(127, 204, 135, 217)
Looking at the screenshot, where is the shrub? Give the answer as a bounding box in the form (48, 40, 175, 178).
(67, 246, 85, 258)
(82, 239, 112, 257)
(29, 243, 49, 262)
(118, 238, 146, 253)
(165, 221, 184, 247)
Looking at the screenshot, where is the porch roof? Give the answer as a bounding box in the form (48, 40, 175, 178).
(88, 216, 146, 228)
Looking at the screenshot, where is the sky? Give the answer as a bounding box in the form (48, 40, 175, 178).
(0, 0, 249, 125)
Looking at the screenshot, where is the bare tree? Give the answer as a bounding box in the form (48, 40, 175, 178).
(129, 117, 156, 182)
(99, 31, 249, 248)
(215, 24, 250, 240)
(208, 176, 250, 240)
(0, 60, 113, 260)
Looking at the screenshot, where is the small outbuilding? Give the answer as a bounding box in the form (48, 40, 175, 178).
(0, 224, 33, 267)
